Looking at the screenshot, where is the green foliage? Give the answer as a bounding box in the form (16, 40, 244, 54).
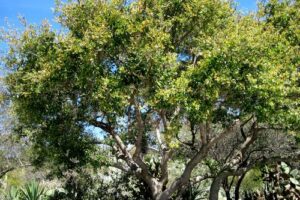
(259, 0, 300, 45)
(2, 181, 49, 200)
(204, 158, 220, 175)
(274, 162, 300, 197)
(47, 170, 152, 200)
(241, 168, 264, 193)
(177, 183, 205, 200)
(4, 170, 26, 188)
(19, 181, 47, 200)
(3, 186, 20, 200)
(0, 0, 299, 198)
(244, 163, 300, 199)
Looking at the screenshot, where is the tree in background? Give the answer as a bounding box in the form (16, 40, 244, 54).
(1, 0, 299, 199)
(0, 80, 30, 181)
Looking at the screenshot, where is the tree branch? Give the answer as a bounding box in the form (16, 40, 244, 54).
(240, 115, 254, 140)
(133, 97, 145, 158)
(131, 97, 151, 176)
(0, 164, 31, 179)
(208, 120, 241, 149)
(159, 149, 173, 185)
(88, 119, 136, 169)
(0, 167, 14, 179)
(191, 174, 215, 184)
(158, 120, 241, 199)
(155, 122, 165, 150)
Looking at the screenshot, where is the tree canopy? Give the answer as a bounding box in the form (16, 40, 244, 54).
(1, 0, 299, 199)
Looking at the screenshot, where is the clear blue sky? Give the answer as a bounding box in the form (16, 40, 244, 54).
(0, 0, 58, 27)
(237, 0, 258, 12)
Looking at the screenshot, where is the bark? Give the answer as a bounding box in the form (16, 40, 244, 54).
(133, 98, 145, 158)
(199, 123, 207, 145)
(235, 173, 246, 200)
(156, 121, 240, 200)
(159, 149, 173, 185)
(156, 126, 163, 150)
(209, 173, 228, 200)
(225, 189, 232, 200)
(148, 178, 163, 200)
(156, 145, 210, 200)
(92, 117, 241, 200)
(0, 167, 14, 179)
(223, 177, 233, 200)
(89, 120, 128, 157)
(192, 174, 215, 184)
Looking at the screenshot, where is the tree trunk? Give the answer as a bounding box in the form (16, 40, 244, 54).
(223, 177, 232, 200)
(209, 174, 227, 200)
(234, 173, 246, 200)
(156, 190, 170, 200)
(145, 178, 164, 200)
(225, 189, 232, 200)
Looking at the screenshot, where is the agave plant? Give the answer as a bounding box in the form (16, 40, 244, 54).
(19, 181, 47, 200)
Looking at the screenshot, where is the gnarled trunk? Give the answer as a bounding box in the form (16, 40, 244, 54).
(209, 173, 228, 200)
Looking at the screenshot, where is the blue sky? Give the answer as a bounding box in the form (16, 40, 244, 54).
(0, 0, 58, 28)
(237, 0, 258, 11)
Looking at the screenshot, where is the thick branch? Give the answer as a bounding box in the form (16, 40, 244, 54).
(154, 120, 172, 185)
(223, 122, 258, 170)
(199, 123, 207, 145)
(209, 172, 231, 200)
(155, 123, 165, 150)
(131, 98, 151, 176)
(208, 120, 241, 149)
(159, 149, 173, 184)
(0, 164, 31, 179)
(235, 172, 247, 200)
(133, 98, 145, 158)
(89, 119, 135, 168)
(0, 167, 14, 179)
(157, 145, 210, 200)
(240, 115, 254, 140)
(157, 120, 241, 199)
(191, 174, 215, 184)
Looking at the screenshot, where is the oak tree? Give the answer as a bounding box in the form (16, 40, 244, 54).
(1, 0, 299, 199)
